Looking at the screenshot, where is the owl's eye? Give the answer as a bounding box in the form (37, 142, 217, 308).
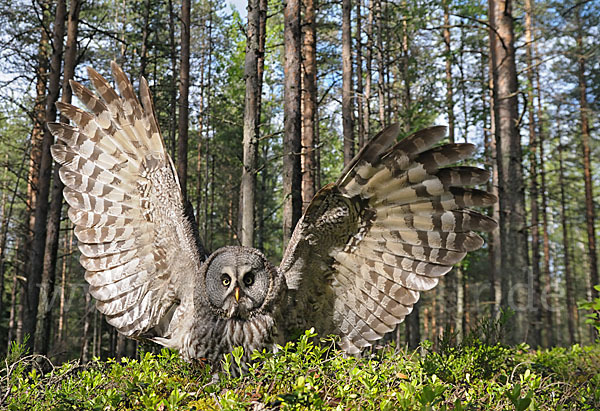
(243, 272, 255, 287)
(221, 274, 231, 287)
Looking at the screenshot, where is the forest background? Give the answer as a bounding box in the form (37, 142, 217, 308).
(0, 0, 598, 365)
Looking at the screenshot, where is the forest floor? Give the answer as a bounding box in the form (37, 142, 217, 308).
(1, 327, 599, 410)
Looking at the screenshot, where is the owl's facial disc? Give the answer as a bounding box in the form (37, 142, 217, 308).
(205, 248, 271, 319)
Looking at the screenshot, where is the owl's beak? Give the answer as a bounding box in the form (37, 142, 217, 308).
(234, 286, 240, 302)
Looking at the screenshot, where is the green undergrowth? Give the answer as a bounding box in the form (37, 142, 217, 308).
(1, 329, 599, 410)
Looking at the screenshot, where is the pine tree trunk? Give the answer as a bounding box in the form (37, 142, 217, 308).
(36, 0, 81, 356)
(488, 0, 529, 343)
(558, 140, 578, 344)
(524, 0, 542, 347)
(342, 0, 354, 165)
(283, 0, 302, 246)
(24, 0, 65, 353)
(576, 11, 599, 304)
(177, 0, 191, 200)
(240, 0, 262, 247)
(22, 0, 51, 344)
(139, 0, 151, 79)
(7, 237, 21, 351)
(363, 0, 373, 138)
(301, 0, 317, 210)
(355, 0, 365, 149)
(81, 290, 91, 362)
(167, 0, 178, 158)
(443, 0, 454, 143)
(376, 0, 385, 126)
(484, 36, 502, 318)
(57, 224, 72, 342)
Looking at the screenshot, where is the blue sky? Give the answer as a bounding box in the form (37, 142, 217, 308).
(229, 0, 247, 18)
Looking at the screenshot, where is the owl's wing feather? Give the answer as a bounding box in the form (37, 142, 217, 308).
(279, 125, 497, 353)
(50, 62, 203, 349)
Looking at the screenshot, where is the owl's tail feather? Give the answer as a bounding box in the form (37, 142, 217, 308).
(330, 125, 497, 353)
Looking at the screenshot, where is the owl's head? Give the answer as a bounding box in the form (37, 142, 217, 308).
(201, 246, 279, 319)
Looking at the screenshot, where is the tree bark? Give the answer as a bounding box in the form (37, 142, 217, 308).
(23, 0, 65, 353)
(524, 0, 541, 348)
(283, 0, 302, 246)
(558, 139, 578, 344)
(443, 0, 454, 143)
(301, 0, 317, 210)
(22, 0, 51, 345)
(488, 0, 528, 342)
(375, 0, 386, 126)
(363, 0, 373, 139)
(240, 0, 261, 247)
(342, 0, 354, 165)
(36, 0, 81, 356)
(139, 0, 152, 79)
(177, 0, 191, 200)
(167, 0, 178, 158)
(576, 10, 598, 302)
(355, 0, 365, 149)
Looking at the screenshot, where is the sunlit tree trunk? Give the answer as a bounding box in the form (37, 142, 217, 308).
(283, 0, 302, 246)
(301, 0, 317, 210)
(36, 0, 81, 356)
(342, 0, 354, 165)
(488, 0, 528, 342)
(355, 0, 365, 149)
(576, 10, 598, 306)
(524, 0, 542, 348)
(177, 0, 191, 199)
(558, 138, 578, 344)
(240, 0, 261, 246)
(25, 0, 65, 353)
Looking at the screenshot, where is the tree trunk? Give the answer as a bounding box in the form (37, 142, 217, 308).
(576, 10, 598, 303)
(488, 0, 528, 343)
(57, 224, 72, 342)
(22, 0, 51, 345)
(363, 0, 373, 139)
(355, 0, 365, 149)
(376, 0, 385, 125)
(301, 0, 317, 211)
(283, 0, 302, 246)
(139, 0, 151, 79)
(443, 0, 454, 143)
(240, 0, 261, 247)
(524, 0, 541, 348)
(406, 301, 420, 349)
(485, 32, 502, 318)
(177, 0, 191, 200)
(24, 0, 65, 353)
(81, 290, 91, 362)
(167, 0, 178, 158)
(342, 0, 354, 165)
(7, 237, 21, 351)
(558, 139, 578, 344)
(36, 0, 81, 356)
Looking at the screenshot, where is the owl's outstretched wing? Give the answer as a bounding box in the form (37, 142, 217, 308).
(279, 125, 497, 354)
(50, 62, 205, 349)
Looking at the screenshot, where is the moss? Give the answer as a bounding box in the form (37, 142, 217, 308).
(1, 330, 599, 410)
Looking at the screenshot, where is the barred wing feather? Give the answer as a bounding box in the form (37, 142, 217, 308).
(280, 125, 497, 354)
(50, 62, 203, 348)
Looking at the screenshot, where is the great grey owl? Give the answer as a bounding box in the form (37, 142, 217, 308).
(49, 62, 497, 370)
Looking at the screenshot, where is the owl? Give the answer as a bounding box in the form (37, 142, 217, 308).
(49, 62, 497, 371)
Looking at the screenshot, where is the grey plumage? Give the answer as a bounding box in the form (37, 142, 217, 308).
(50, 63, 497, 370)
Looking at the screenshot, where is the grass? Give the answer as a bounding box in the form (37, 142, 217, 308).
(0, 327, 599, 410)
